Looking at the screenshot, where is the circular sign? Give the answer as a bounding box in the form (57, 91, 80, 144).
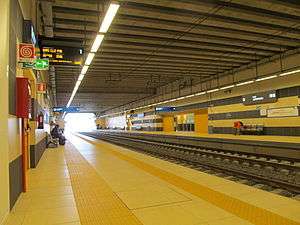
(19, 43, 35, 62)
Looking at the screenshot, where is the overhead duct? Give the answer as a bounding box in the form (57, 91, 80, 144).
(40, 0, 53, 37)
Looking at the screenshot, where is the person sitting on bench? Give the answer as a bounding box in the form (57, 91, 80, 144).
(233, 121, 244, 135)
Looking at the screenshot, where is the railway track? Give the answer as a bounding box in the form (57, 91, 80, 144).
(81, 132, 300, 199)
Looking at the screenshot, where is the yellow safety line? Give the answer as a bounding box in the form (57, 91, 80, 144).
(77, 134, 300, 225)
(64, 142, 142, 225)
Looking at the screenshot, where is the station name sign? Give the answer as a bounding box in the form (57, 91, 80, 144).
(242, 91, 277, 105)
(155, 107, 176, 112)
(53, 107, 80, 113)
(41, 46, 83, 65)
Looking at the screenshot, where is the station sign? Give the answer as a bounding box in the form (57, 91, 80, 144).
(20, 59, 49, 70)
(41, 46, 83, 65)
(18, 43, 35, 62)
(53, 107, 80, 113)
(155, 107, 176, 112)
(242, 91, 277, 105)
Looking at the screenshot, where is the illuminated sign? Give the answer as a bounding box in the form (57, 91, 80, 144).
(242, 91, 277, 105)
(155, 107, 176, 112)
(53, 107, 80, 113)
(19, 43, 35, 62)
(41, 46, 83, 65)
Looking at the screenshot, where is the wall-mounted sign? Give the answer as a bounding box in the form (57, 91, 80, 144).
(20, 59, 49, 70)
(41, 46, 83, 65)
(37, 83, 46, 94)
(19, 43, 35, 62)
(34, 59, 49, 70)
(21, 62, 35, 69)
(242, 91, 277, 105)
(267, 107, 299, 118)
(137, 113, 144, 118)
(155, 107, 176, 112)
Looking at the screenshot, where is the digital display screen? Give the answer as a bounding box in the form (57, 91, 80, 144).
(242, 91, 277, 105)
(41, 46, 83, 65)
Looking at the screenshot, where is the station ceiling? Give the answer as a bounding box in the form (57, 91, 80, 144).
(40, 0, 300, 113)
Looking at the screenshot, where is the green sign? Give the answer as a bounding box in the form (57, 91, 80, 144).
(34, 59, 49, 70)
(20, 59, 49, 70)
(21, 62, 35, 69)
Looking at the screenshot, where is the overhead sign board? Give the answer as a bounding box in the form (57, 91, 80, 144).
(41, 46, 83, 65)
(155, 107, 176, 112)
(53, 107, 80, 113)
(19, 43, 35, 62)
(242, 91, 277, 106)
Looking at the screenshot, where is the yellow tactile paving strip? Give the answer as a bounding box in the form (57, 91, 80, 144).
(77, 134, 300, 225)
(64, 142, 143, 225)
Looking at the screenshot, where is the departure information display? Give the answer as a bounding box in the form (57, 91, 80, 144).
(41, 46, 83, 65)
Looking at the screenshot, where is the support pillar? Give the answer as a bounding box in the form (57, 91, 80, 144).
(194, 109, 208, 134)
(163, 116, 174, 132)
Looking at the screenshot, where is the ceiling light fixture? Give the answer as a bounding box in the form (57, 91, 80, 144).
(85, 53, 95, 65)
(236, 80, 254, 86)
(91, 34, 105, 53)
(220, 85, 235, 90)
(81, 65, 89, 75)
(99, 3, 120, 33)
(279, 69, 300, 77)
(78, 74, 85, 81)
(255, 75, 278, 82)
(207, 88, 220, 93)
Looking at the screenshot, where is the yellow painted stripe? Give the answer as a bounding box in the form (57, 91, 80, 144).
(77, 134, 300, 225)
(64, 142, 142, 225)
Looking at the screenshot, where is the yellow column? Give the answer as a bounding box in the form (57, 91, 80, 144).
(194, 109, 208, 134)
(163, 116, 174, 132)
(95, 118, 107, 129)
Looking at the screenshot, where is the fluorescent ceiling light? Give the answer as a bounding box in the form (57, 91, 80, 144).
(279, 69, 300, 77)
(185, 94, 195, 98)
(81, 65, 89, 74)
(236, 80, 254, 86)
(255, 75, 277, 82)
(207, 88, 219, 93)
(91, 34, 104, 52)
(78, 74, 85, 81)
(99, 3, 120, 33)
(85, 53, 95, 65)
(220, 85, 235, 90)
(75, 80, 81, 88)
(194, 91, 206, 96)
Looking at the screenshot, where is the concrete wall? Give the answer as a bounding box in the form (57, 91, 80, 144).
(0, 0, 11, 223)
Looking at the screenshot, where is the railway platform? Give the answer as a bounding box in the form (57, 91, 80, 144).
(4, 133, 300, 225)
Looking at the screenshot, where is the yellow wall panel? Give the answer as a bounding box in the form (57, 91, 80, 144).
(163, 116, 174, 132)
(195, 109, 208, 133)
